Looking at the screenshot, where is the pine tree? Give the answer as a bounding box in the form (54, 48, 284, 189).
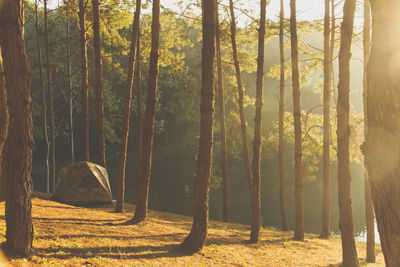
(337, 0, 358, 265)
(250, 0, 267, 243)
(215, 0, 229, 222)
(115, 0, 142, 213)
(0, 0, 34, 255)
(130, 0, 161, 223)
(320, 0, 332, 240)
(35, 0, 50, 193)
(362, 0, 375, 263)
(365, 0, 400, 265)
(278, 0, 289, 232)
(0, 49, 8, 201)
(78, 0, 90, 162)
(180, 0, 215, 252)
(228, 0, 254, 227)
(44, 0, 56, 192)
(290, 0, 304, 241)
(92, 0, 106, 167)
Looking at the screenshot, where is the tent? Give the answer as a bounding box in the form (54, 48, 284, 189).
(52, 161, 113, 205)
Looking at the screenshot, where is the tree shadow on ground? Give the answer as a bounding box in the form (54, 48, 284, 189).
(34, 204, 80, 210)
(35, 233, 187, 242)
(326, 259, 377, 267)
(32, 217, 125, 226)
(35, 243, 192, 260)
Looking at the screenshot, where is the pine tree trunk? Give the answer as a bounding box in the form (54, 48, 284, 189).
(365, 0, 400, 265)
(79, 0, 89, 162)
(320, 0, 331, 240)
(228, 0, 253, 216)
(181, 0, 215, 253)
(250, 0, 266, 244)
(330, 0, 336, 104)
(0, 0, 34, 256)
(290, 0, 304, 241)
(362, 0, 375, 263)
(337, 0, 358, 265)
(92, 0, 106, 167)
(0, 50, 8, 201)
(278, 0, 289, 232)
(215, 0, 229, 223)
(136, 25, 142, 170)
(44, 0, 56, 192)
(364, 174, 375, 262)
(130, 0, 160, 223)
(35, 0, 50, 193)
(66, 8, 75, 164)
(115, 1, 142, 213)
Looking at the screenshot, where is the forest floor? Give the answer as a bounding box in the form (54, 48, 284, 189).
(0, 193, 385, 267)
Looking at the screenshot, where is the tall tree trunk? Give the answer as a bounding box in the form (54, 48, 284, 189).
(0, 50, 8, 201)
(290, 0, 304, 241)
(215, 0, 229, 223)
(44, 0, 56, 192)
(78, 0, 89, 162)
(115, 0, 142, 213)
(337, 0, 358, 265)
(136, 24, 142, 171)
(365, 0, 400, 265)
(320, 0, 331, 240)
(0, 0, 34, 256)
(250, 0, 266, 244)
(362, 0, 375, 263)
(92, 0, 106, 167)
(129, 0, 160, 223)
(228, 0, 253, 219)
(364, 173, 375, 263)
(66, 6, 75, 164)
(330, 0, 336, 104)
(181, 0, 215, 253)
(35, 0, 50, 193)
(278, 0, 289, 232)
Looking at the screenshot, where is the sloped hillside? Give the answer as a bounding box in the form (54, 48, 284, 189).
(0, 196, 384, 266)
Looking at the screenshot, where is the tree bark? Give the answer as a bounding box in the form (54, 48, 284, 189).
(78, 0, 89, 162)
(136, 24, 142, 173)
(0, 0, 34, 256)
(35, 0, 50, 193)
(181, 0, 215, 253)
(365, 0, 400, 265)
(92, 0, 106, 167)
(228, 0, 254, 223)
(115, 0, 142, 213)
(215, 0, 229, 223)
(320, 0, 331, 240)
(66, 7, 75, 164)
(0, 49, 8, 201)
(337, 0, 358, 265)
(44, 0, 56, 192)
(330, 0, 336, 104)
(130, 0, 160, 223)
(362, 0, 375, 263)
(278, 0, 289, 232)
(250, 0, 266, 244)
(290, 0, 304, 241)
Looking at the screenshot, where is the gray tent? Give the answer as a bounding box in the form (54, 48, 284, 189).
(52, 161, 112, 205)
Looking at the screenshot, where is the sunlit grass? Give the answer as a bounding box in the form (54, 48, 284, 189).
(0, 196, 385, 266)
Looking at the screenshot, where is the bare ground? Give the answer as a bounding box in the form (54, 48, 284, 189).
(0, 194, 385, 266)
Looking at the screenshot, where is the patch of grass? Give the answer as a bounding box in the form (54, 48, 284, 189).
(283, 238, 293, 248)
